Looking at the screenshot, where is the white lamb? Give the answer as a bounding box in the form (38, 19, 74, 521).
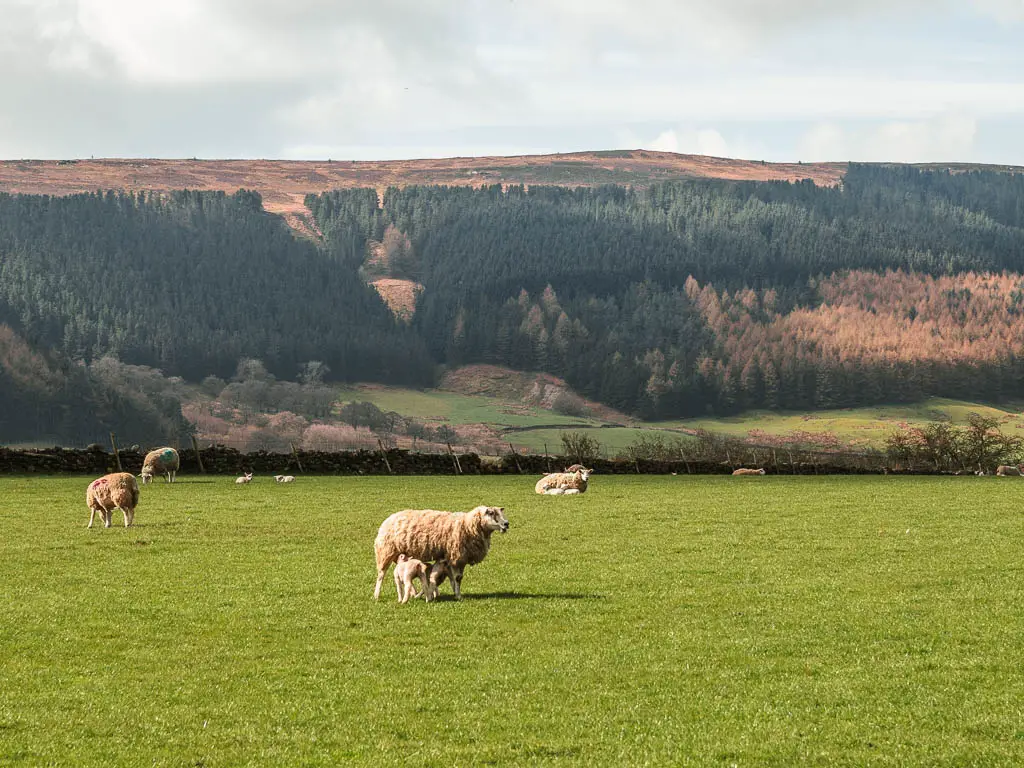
(393, 554, 432, 604)
(374, 505, 509, 601)
(235, 472, 253, 484)
(140, 447, 180, 484)
(535, 466, 592, 495)
(273, 475, 295, 483)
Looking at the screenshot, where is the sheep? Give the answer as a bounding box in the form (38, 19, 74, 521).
(535, 466, 592, 495)
(393, 554, 432, 604)
(86, 472, 140, 528)
(732, 468, 766, 476)
(140, 447, 179, 484)
(374, 505, 509, 601)
(995, 465, 1022, 477)
(235, 472, 253, 484)
(273, 475, 296, 483)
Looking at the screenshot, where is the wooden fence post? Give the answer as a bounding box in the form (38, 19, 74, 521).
(377, 439, 393, 474)
(109, 432, 122, 472)
(190, 434, 206, 474)
(290, 443, 305, 474)
(446, 442, 462, 475)
(507, 442, 523, 474)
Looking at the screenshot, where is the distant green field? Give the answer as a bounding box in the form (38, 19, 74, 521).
(2, 476, 1023, 765)
(334, 385, 599, 429)
(660, 398, 1024, 448)
(331, 385, 1024, 455)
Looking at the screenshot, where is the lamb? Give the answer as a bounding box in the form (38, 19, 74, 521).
(732, 468, 766, 476)
(273, 475, 295, 483)
(235, 472, 253, 484)
(374, 505, 509, 601)
(535, 466, 592, 495)
(995, 465, 1022, 477)
(393, 554, 432, 604)
(86, 472, 140, 528)
(140, 447, 180, 484)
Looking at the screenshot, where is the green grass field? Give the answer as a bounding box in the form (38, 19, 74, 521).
(2, 475, 1023, 765)
(329, 382, 1024, 455)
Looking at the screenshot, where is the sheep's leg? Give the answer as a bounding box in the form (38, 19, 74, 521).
(374, 564, 390, 600)
(451, 566, 464, 600)
(394, 571, 404, 603)
(87, 506, 96, 528)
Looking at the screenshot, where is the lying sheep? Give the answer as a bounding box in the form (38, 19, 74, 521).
(732, 468, 766, 476)
(393, 554, 431, 604)
(995, 465, 1022, 477)
(87, 472, 140, 528)
(140, 447, 179, 484)
(273, 475, 295, 483)
(535, 466, 592, 495)
(235, 472, 253, 484)
(374, 505, 509, 601)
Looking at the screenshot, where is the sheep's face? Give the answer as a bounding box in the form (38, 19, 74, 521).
(579, 468, 592, 481)
(477, 505, 509, 533)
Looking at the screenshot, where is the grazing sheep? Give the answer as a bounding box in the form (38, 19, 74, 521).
(732, 468, 766, 476)
(374, 505, 509, 601)
(86, 472, 139, 528)
(140, 447, 180, 484)
(535, 466, 592, 495)
(235, 472, 253, 484)
(393, 554, 432, 604)
(273, 475, 295, 483)
(995, 465, 1022, 477)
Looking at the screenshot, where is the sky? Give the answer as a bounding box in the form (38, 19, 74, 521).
(2, 0, 1023, 165)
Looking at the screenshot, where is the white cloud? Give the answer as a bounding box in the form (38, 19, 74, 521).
(972, 0, 1024, 22)
(797, 115, 979, 162)
(0, 0, 1021, 161)
(645, 129, 734, 158)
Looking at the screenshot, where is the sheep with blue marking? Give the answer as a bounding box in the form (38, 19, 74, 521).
(140, 447, 179, 484)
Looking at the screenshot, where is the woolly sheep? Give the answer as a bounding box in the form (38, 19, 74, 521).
(86, 472, 140, 528)
(235, 472, 253, 484)
(140, 447, 179, 484)
(535, 467, 592, 495)
(374, 505, 509, 601)
(995, 465, 1022, 477)
(732, 468, 766, 476)
(273, 475, 296, 483)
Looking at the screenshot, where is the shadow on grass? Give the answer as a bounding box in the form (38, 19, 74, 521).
(446, 591, 605, 601)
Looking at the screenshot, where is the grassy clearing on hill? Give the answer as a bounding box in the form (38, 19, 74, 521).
(659, 398, 1024, 449)
(334, 384, 602, 429)
(2, 475, 1023, 766)
(327, 385, 1024, 456)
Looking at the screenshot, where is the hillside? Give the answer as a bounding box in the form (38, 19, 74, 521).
(0, 152, 848, 211)
(3, 155, 1024, 445)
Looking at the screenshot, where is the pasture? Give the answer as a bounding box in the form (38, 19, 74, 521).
(1, 475, 1022, 766)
